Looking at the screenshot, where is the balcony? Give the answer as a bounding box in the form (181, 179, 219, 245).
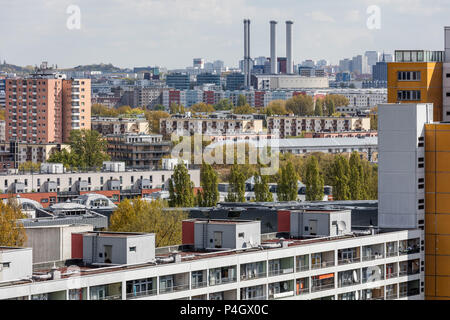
(126, 288, 158, 299)
(191, 281, 208, 289)
(311, 283, 335, 293)
(99, 294, 122, 300)
(241, 271, 266, 281)
(311, 260, 334, 270)
(159, 283, 190, 294)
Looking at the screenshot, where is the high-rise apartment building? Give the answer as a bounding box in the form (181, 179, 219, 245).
(387, 50, 444, 121)
(4, 74, 91, 144)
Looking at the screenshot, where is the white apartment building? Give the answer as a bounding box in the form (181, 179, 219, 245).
(0, 211, 424, 301)
(91, 117, 149, 135)
(0, 163, 200, 194)
(329, 89, 387, 112)
(267, 116, 371, 138)
(159, 117, 264, 137)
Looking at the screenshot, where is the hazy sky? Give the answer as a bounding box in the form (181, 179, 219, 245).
(0, 0, 449, 69)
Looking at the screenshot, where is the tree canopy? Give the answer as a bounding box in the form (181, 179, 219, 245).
(226, 165, 246, 202)
(109, 198, 187, 247)
(0, 199, 27, 247)
(286, 94, 314, 116)
(168, 163, 195, 207)
(277, 162, 299, 201)
(263, 100, 289, 116)
(191, 102, 215, 113)
(197, 163, 219, 207)
(304, 156, 324, 201)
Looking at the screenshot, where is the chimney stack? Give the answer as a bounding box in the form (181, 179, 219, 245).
(244, 19, 251, 88)
(270, 21, 278, 74)
(286, 21, 294, 74)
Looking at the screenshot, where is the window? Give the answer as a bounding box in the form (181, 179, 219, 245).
(2, 262, 10, 269)
(397, 71, 421, 81)
(129, 246, 136, 252)
(238, 232, 245, 238)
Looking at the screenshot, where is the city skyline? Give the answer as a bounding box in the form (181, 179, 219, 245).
(0, 0, 449, 69)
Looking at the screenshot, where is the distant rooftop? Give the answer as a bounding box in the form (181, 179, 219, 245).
(394, 50, 444, 63)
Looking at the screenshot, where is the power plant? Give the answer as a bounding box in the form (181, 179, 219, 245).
(243, 19, 295, 78)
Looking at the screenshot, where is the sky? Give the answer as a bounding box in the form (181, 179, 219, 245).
(0, 0, 449, 69)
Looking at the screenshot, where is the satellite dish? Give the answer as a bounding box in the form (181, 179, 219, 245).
(337, 221, 347, 231)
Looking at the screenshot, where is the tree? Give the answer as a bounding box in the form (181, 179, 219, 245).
(91, 104, 119, 117)
(277, 162, 299, 201)
(304, 156, 324, 201)
(369, 106, 378, 130)
(191, 102, 215, 113)
(349, 152, 364, 200)
(286, 94, 314, 116)
(215, 98, 233, 111)
(18, 161, 41, 172)
(254, 172, 273, 202)
(170, 103, 185, 114)
(0, 199, 27, 247)
(264, 100, 289, 116)
(145, 110, 170, 134)
(314, 98, 324, 116)
(47, 148, 79, 168)
(330, 155, 351, 200)
(116, 105, 133, 115)
(197, 163, 219, 207)
(0, 108, 5, 120)
(69, 129, 110, 168)
(168, 163, 195, 207)
(233, 104, 256, 114)
(237, 94, 247, 107)
(226, 165, 246, 202)
(109, 198, 187, 247)
(324, 95, 336, 116)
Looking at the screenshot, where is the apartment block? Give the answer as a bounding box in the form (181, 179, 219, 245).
(387, 50, 443, 122)
(106, 134, 171, 169)
(160, 116, 263, 137)
(91, 117, 149, 135)
(4, 73, 91, 144)
(267, 116, 371, 138)
(0, 211, 424, 301)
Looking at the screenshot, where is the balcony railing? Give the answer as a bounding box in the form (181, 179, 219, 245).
(311, 283, 335, 293)
(338, 280, 360, 288)
(126, 289, 157, 299)
(209, 277, 237, 286)
(362, 254, 384, 262)
(240, 272, 267, 281)
(338, 257, 361, 265)
(99, 294, 122, 300)
(386, 272, 398, 279)
(159, 284, 190, 294)
(296, 265, 309, 272)
(386, 294, 398, 300)
(311, 261, 335, 270)
(269, 291, 295, 300)
(297, 288, 310, 295)
(191, 281, 208, 289)
(242, 296, 267, 301)
(268, 268, 294, 277)
(386, 251, 398, 258)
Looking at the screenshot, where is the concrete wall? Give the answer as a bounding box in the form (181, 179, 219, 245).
(25, 224, 93, 264)
(0, 248, 32, 282)
(126, 234, 155, 264)
(378, 103, 432, 229)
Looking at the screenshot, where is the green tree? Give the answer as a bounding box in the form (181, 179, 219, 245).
(304, 156, 324, 201)
(369, 106, 378, 130)
(277, 162, 299, 201)
(145, 110, 170, 134)
(47, 148, 79, 168)
(197, 163, 219, 207)
(314, 98, 324, 116)
(226, 165, 246, 202)
(264, 100, 289, 116)
(254, 172, 273, 202)
(168, 163, 195, 207)
(215, 98, 234, 111)
(349, 152, 364, 200)
(69, 129, 110, 168)
(233, 104, 256, 114)
(330, 155, 351, 200)
(18, 161, 41, 172)
(170, 103, 185, 114)
(324, 95, 336, 116)
(237, 94, 247, 107)
(109, 198, 187, 247)
(285, 94, 314, 116)
(191, 102, 215, 113)
(0, 199, 27, 247)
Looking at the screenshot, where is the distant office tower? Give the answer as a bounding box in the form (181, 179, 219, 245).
(302, 60, 315, 68)
(383, 53, 394, 62)
(373, 54, 388, 81)
(193, 58, 205, 69)
(339, 59, 352, 73)
(226, 73, 245, 91)
(286, 21, 293, 74)
(316, 59, 328, 67)
(270, 21, 277, 74)
(166, 73, 190, 90)
(277, 57, 287, 74)
(5, 71, 91, 144)
(352, 55, 369, 75)
(197, 73, 221, 86)
(254, 56, 267, 66)
(388, 50, 443, 121)
(365, 51, 380, 67)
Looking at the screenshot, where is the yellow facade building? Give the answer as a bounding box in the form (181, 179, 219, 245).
(388, 50, 444, 122)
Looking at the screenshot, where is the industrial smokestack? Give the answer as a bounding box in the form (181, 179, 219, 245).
(286, 21, 293, 74)
(244, 19, 251, 88)
(270, 21, 277, 74)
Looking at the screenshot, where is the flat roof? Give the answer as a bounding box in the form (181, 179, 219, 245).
(80, 231, 151, 238)
(189, 219, 258, 225)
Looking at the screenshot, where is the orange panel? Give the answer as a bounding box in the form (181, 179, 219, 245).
(425, 214, 436, 234)
(425, 255, 436, 276)
(425, 275, 436, 296)
(425, 173, 436, 193)
(425, 193, 436, 213)
(425, 152, 435, 172)
(436, 256, 450, 276)
(436, 235, 450, 255)
(436, 276, 450, 297)
(436, 173, 450, 193)
(425, 125, 436, 152)
(436, 214, 450, 234)
(437, 152, 450, 172)
(436, 131, 450, 151)
(436, 194, 450, 213)
(425, 234, 436, 254)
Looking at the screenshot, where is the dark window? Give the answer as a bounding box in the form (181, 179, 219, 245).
(129, 246, 137, 252)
